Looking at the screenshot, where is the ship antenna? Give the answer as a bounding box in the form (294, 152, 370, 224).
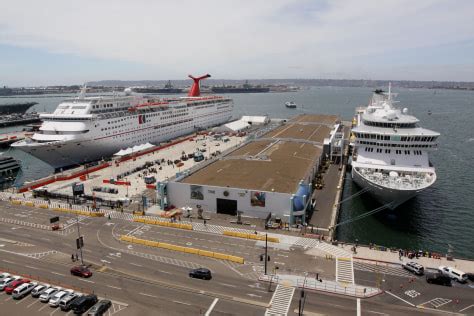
(79, 84, 87, 99)
(388, 82, 392, 102)
(188, 74, 211, 97)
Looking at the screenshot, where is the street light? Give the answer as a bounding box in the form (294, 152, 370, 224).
(299, 272, 308, 316)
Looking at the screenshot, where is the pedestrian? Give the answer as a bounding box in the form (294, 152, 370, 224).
(203, 219, 207, 226)
(75, 253, 79, 261)
(71, 254, 75, 262)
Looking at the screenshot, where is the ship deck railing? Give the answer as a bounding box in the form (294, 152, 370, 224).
(358, 168, 434, 190)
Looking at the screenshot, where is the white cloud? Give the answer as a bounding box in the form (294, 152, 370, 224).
(0, 0, 473, 81)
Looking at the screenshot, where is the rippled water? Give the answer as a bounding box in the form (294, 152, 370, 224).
(1, 87, 473, 258)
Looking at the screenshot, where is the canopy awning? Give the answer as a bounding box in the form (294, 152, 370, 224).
(114, 142, 155, 156)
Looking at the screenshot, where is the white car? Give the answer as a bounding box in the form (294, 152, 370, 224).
(402, 262, 425, 275)
(0, 272, 11, 282)
(0, 277, 15, 291)
(31, 283, 51, 297)
(438, 266, 468, 283)
(39, 287, 60, 302)
(49, 290, 73, 307)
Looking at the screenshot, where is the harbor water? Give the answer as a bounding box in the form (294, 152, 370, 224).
(1, 87, 473, 258)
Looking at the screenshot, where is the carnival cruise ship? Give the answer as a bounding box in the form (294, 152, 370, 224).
(351, 86, 439, 209)
(12, 74, 233, 170)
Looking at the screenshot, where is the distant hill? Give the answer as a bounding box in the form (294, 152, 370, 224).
(86, 78, 474, 90)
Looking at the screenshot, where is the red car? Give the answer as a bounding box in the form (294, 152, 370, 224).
(70, 266, 92, 278)
(4, 279, 29, 294)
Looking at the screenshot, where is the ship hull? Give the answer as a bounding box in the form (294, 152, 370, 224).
(351, 167, 425, 209)
(13, 111, 231, 170)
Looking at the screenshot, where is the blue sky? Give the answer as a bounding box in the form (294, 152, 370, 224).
(0, 0, 473, 86)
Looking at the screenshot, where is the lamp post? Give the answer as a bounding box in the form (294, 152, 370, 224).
(264, 233, 268, 275)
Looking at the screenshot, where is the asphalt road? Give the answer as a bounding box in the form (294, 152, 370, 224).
(1, 201, 473, 315)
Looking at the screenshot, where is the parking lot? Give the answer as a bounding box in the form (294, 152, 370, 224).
(354, 263, 474, 314)
(0, 279, 128, 316)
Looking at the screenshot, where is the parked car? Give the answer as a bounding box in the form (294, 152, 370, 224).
(426, 272, 452, 286)
(87, 299, 112, 316)
(438, 266, 468, 283)
(71, 294, 98, 315)
(12, 282, 37, 300)
(402, 262, 425, 275)
(5, 279, 29, 294)
(70, 265, 93, 278)
(0, 277, 15, 291)
(0, 272, 11, 282)
(59, 293, 81, 311)
(39, 287, 60, 302)
(189, 268, 212, 280)
(467, 273, 474, 282)
(31, 284, 51, 298)
(49, 290, 73, 307)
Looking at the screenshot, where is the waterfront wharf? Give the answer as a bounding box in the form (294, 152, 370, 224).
(0, 131, 31, 147)
(18, 132, 246, 212)
(309, 125, 350, 238)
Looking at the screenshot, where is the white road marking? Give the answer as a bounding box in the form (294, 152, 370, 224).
(50, 307, 60, 316)
(247, 293, 262, 298)
(158, 270, 171, 275)
(459, 304, 474, 312)
(2, 259, 15, 264)
(51, 272, 65, 276)
(385, 291, 415, 307)
(26, 265, 39, 270)
(129, 262, 143, 267)
(139, 292, 158, 298)
(357, 298, 361, 316)
(27, 299, 40, 308)
(38, 303, 49, 311)
(205, 298, 219, 316)
(173, 300, 192, 306)
(78, 278, 95, 283)
(218, 283, 236, 288)
(107, 285, 122, 290)
(367, 311, 388, 315)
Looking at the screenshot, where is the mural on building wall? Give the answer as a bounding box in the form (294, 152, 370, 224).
(190, 185, 204, 200)
(250, 191, 266, 207)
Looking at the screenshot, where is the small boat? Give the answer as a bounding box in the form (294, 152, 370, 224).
(285, 101, 297, 108)
(428, 110, 432, 115)
(0, 155, 21, 189)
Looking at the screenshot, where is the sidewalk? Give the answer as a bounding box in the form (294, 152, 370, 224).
(340, 244, 474, 272)
(259, 274, 381, 298)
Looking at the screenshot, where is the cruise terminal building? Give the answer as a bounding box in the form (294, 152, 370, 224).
(162, 114, 343, 224)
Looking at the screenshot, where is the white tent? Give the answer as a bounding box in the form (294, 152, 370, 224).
(114, 142, 155, 156)
(240, 115, 269, 125)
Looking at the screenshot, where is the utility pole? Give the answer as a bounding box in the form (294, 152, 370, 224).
(299, 273, 308, 316)
(76, 213, 84, 265)
(264, 233, 268, 275)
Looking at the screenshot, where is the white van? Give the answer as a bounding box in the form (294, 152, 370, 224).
(438, 266, 468, 283)
(12, 282, 37, 300)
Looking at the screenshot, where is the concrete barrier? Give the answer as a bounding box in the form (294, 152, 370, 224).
(120, 235, 244, 263)
(133, 218, 193, 230)
(50, 207, 104, 217)
(223, 230, 279, 243)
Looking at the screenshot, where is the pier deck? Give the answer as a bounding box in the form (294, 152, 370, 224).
(309, 125, 350, 237)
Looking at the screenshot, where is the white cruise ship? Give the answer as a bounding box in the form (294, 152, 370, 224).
(351, 86, 439, 209)
(12, 74, 233, 170)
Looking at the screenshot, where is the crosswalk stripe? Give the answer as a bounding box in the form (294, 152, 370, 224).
(265, 284, 295, 316)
